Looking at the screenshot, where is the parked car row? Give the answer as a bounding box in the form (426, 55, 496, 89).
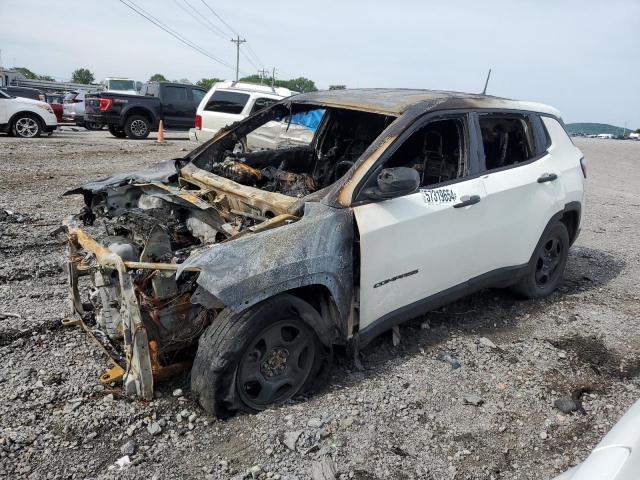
(1, 79, 311, 141)
(0, 84, 104, 136)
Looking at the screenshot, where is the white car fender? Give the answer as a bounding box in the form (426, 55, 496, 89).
(554, 400, 640, 479)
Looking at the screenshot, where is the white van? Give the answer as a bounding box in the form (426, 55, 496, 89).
(189, 81, 312, 149)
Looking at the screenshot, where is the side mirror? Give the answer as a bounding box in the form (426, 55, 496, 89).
(363, 167, 420, 201)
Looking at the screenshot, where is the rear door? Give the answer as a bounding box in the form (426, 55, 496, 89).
(475, 112, 565, 269)
(353, 113, 492, 331)
(161, 85, 191, 128)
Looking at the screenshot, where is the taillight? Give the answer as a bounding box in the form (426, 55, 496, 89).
(195, 114, 202, 129)
(99, 98, 113, 111)
(580, 157, 587, 179)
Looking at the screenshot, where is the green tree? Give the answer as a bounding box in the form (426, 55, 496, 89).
(71, 68, 95, 84)
(636, 128, 640, 134)
(149, 73, 167, 82)
(279, 77, 317, 93)
(196, 77, 223, 90)
(14, 67, 38, 79)
(38, 75, 55, 81)
(239, 74, 263, 84)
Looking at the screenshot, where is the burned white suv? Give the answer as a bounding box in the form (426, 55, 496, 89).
(63, 89, 586, 417)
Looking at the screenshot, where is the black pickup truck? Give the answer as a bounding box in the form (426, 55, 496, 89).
(85, 81, 207, 139)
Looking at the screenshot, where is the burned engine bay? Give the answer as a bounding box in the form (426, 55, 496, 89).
(65, 104, 395, 373)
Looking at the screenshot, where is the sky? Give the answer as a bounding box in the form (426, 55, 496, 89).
(0, 0, 638, 127)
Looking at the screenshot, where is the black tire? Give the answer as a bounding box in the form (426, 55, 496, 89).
(123, 115, 150, 139)
(11, 113, 42, 138)
(511, 221, 569, 299)
(108, 125, 127, 138)
(85, 121, 103, 131)
(191, 294, 331, 418)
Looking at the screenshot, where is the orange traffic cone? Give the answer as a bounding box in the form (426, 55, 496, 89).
(157, 119, 165, 144)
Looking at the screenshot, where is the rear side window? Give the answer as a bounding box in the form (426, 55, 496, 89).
(192, 88, 206, 104)
(163, 86, 188, 101)
(205, 90, 249, 114)
(479, 114, 536, 170)
(250, 97, 278, 114)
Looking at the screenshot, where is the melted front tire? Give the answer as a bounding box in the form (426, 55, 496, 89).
(190, 294, 330, 418)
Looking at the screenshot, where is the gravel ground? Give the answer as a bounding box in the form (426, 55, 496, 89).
(1, 130, 639, 480)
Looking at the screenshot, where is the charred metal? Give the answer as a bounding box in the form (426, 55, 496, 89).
(62, 88, 552, 403)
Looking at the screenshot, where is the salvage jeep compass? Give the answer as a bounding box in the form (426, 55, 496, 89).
(62, 89, 585, 417)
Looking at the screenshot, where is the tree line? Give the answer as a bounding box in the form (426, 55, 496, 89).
(14, 68, 318, 94)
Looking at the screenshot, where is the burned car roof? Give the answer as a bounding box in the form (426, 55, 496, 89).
(288, 88, 561, 117)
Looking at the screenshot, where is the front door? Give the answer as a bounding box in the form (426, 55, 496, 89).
(353, 114, 492, 331)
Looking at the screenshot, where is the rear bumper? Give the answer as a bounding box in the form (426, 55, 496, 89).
(84, 113, 109, 125)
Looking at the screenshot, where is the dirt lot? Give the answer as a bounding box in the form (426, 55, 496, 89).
(1, 130, 639, 480)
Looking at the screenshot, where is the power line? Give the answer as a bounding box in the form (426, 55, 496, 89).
(199, 0, 239, 37)
(244, 42, 266, 69)
(118, 0, 238, 72)
(239, 49, 260, 71)
(173, 0, 227, 41)
(181, 0, 232, 41)
(176, 0, 258, 78)
(196, 0, 268, 71)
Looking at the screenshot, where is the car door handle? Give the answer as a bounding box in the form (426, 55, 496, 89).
(537, 173, 558, 183)
(453, 195, 481, 208)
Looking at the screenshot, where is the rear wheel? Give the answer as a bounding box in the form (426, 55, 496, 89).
(124, 115, 150, 139)
(85, 121, 103, 131)
(108, 125, 127, 138)
(12, 114, 42, 138)
(511, 221, 569, 298)
(191, 294, 330, 417)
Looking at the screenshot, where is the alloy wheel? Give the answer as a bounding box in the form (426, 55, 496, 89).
(15, 117, 39, 137)
(130, 119, 148, 137)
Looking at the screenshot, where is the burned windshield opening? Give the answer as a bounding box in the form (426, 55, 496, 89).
(190, 103, 395, 198)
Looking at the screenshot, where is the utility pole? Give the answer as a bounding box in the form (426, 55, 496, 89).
(258, 68, 269, 84)
(230, 36, 246, 81)
(271, 67, 277, 87)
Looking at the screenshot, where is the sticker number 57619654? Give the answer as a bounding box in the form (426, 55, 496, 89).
(421, 188, 457, 204)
